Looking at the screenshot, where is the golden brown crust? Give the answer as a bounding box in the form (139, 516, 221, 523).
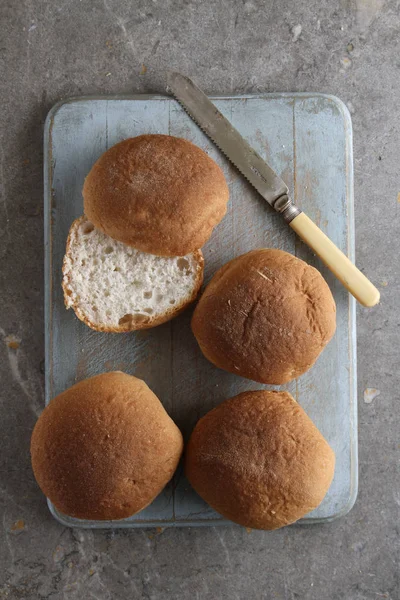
(83, 135, 229, 257)
(191, 249, 336, 384)
(61, 216, 204, 333)
(185, 390, 335, 530)
(30, 372, 184, 520)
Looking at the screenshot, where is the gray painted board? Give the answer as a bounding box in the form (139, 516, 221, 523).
(44, 94, 357, 528)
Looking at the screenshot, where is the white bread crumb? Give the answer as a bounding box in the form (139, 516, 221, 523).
(62, 217, 204, 332)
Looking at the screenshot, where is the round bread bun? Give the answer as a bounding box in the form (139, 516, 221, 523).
(83, 135, 229, 257)
(30, 372, 183, 520)
(191, 248, 336, 384)
(185, 390, 335, 530)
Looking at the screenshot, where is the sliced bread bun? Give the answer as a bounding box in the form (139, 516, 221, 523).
(62, 216, 204, 332)
(191, 248, 336, 384)
(185, 390, 335, 530)
(31, 372, 184, 520)
(83, 135, 229, 257)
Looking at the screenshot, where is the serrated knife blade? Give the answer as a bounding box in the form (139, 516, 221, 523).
(167, 71, 290, 213)
(166, 71, 380, 308)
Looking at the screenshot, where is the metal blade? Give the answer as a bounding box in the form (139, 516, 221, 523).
(167, 71, 289, 207)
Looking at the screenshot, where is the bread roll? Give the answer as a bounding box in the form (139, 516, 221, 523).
(62, 216, 204, 332)
(191, 249, 336, 384)
(83, 135, 229, 257)
(185, 390, 335, 530)
(30, 372, 183, 520)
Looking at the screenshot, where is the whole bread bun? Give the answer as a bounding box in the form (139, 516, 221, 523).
(185, 390, 335, 530)
(30, 372, 183, 520)
(191, 249, 336, 384)
(83, 135, 229, 257)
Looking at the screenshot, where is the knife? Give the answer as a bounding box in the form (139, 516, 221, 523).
(167, 71, 380, 308)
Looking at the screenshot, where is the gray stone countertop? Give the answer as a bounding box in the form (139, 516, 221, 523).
(0, 1, 399, 598)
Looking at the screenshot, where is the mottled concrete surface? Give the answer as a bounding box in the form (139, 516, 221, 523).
(0, 1, 399, 598)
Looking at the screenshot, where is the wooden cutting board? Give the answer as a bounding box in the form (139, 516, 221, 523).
(44, 93, 357, 528)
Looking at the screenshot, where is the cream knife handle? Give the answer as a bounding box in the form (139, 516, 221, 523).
(289, 212, 380, 307)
